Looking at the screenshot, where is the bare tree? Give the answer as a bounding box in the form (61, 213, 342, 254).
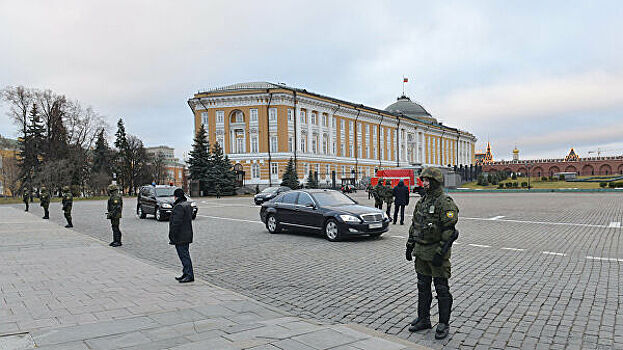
(151, 151, 167, 185)
(1, 86, 34, 137)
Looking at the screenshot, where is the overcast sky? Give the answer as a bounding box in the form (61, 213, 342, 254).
(1, 1, 622, 161)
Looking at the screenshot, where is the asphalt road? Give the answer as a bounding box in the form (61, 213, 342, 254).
(12, 191, 623, 350)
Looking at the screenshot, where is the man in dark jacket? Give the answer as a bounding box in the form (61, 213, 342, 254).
(392, 180, 410, 225)
(169, 188, 194, 283)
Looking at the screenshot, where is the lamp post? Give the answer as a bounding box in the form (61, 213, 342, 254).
(527, 164, 532, 190)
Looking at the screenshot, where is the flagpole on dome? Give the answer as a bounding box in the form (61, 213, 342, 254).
(402, 76, 408, 96)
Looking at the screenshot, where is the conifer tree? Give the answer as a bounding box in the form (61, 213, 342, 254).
(92, 128, 111, 174)
(20, 103, 45, 189)
(206, 142, 237, 195)
(281, 157, 299, 189)
(306, 170, 318, 188)
(187, 125, 211, 194)
(113, 118, 129, 191)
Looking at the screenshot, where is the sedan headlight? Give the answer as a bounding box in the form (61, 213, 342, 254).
(339, 214, 361, 223)
(161, 203, 172, 209)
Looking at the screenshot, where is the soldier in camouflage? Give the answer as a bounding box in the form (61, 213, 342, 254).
(372, 178, 384, 209)
(22, 188, 30, 212)
(106, 184, 123, 247)
(405, 167, 459, 340)
(61, 186, 73, 228)
(40, 185, 51, 219)
(383, 179, 394, 218)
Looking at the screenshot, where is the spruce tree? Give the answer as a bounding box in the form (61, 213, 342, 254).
(306, 170, 318, 188)
(187, 125, 211, 194)
(113, 118, 129, 191)
(92, 128, 111, 174)
(281, 157, 299, 189)
(207, 142, 237, 195)
(20, 103, 45, 189)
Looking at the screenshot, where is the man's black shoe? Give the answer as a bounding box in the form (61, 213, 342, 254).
(65, 224, 73, 228)
(392, 221, 396, 225)
(175, 274, 187, 281)
(178, 276, 194, 283)
(400, 222, 404, 225)
(435, 323, 449, 339)
(42, 216, 49, 219)
(408, 318, 432, 332)
(110, 242, 122, 247)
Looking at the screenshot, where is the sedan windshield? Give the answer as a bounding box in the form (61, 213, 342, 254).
(155, 188, 177, 197)
(261, 187, 279, 193)
(312, 191, 356, 206)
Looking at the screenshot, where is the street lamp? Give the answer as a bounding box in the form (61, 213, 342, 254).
(527, 164, 532, 190)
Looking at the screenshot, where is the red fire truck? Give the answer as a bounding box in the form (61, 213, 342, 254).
(371, 166, 424, 193)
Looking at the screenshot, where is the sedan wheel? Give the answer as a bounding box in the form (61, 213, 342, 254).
(156, 208, 162, 221)
(137, 206, 146, 219)
(324, 219, 340, 242)
(266, 214, 281, 234)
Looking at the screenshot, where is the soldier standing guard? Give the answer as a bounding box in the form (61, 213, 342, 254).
(40, 185, 51, 219)
(22, 188, 30, 212)
(383, 179, 394, 218)
(372, 178, 384, 209)
(406, 167, 459, 340)
(106, 184, 123, 247)
(61, 186, 73, 228)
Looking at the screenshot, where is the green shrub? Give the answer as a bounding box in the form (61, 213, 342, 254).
(513, 182, 519, 188)
(498, 183, 504, 189)
(541, 176, 548, 181)
(505, 182, 512, 188)
(600, 182, 607, 188)
(521, 182, 528, 187)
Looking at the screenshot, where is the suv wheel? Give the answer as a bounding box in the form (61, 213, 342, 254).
(324, 219, 340, 242)
(155, 207, 163, 221)
(266, 214, 281, 234)
(137, 205, 146, 219)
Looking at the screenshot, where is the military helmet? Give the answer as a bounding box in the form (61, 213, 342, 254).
(62, 186, 70, 192)
(420, 167, 444, 184)
(108, 184, 119, 192)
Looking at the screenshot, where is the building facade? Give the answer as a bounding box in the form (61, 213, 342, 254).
(145, 146, 187, 188)
(188, 82, 477, 187)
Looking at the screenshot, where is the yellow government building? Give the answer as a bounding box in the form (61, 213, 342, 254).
(188, 82, 477, 186)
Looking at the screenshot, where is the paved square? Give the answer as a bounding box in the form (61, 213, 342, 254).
(7, 191, 623, 349)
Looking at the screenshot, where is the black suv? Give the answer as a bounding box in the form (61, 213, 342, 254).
(137, 185, 198, 221)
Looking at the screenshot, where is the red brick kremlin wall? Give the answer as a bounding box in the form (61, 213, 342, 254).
(482, 156, 623, 177)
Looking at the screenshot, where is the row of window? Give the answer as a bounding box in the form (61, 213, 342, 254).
(249, 162, 381, 180)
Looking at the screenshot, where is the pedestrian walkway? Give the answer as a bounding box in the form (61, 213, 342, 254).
(0, 206, 428, 350)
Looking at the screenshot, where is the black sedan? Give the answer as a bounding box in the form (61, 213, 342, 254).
(259, 189, 390, 241)
(254, 186, 291, 205)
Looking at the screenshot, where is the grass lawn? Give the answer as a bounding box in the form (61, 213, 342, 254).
(461, 176, 610, 190)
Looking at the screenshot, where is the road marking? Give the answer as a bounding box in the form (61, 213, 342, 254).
(461, 217, 613, 229)
(542, 251, 566, 256)
(501, 247, 526, 251)
(489, 215, 505, 220)
(586, 256, 623, 262)
(196, 215, 263, 225)
(390, 235, 405, 239)
(608, 222, 621, 228)
(468, 244, 491, 248)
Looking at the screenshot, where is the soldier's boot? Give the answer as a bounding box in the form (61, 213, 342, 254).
(43, 209, 49, 219)
(434, 277, 452, 340)
(409, 274, 433, 332)
(64, 214, 73, 228)
(112, 227, 122, 246)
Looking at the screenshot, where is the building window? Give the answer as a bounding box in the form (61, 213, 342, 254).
(311, 113, 317, 125)
(311, 138, 317, 153)
(322, 115, 327, 127)
(373, 126, 377, 137)
(201, 112, 209, 126)
(304, 163, 309, 176)
(349, 121, 354, 134)
(332, 141, 336, 155)
(322, 135, 328, 154)
(233, 111, 244, 123)
(236, 137, 244, 153)
(271, 163, 278, 177)
(251, 136, 258, 153)
(340, 119, 345, 130)
(349, 145, 354, 157)
(340, 144, 345, 157)
(365, 124, 370, 134)
(250, 109, 258, 122)
(288, 137, 294, 152)
(331, 116, 336, 128)
(288, 109, 294, 122)
(270, 136, 278, 153)
(216, 111, 224, 123)
(342, 166, 347, 176)
(300, 136, 307, 153)
(300, 111, 306, 124)
(269, 108, 277, 122)
(252, 163, 260, 178)
(374, 146, 377, 158)
(326, 164, 331, 177)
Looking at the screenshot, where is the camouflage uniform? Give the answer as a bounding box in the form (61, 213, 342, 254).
(61, 186, 73, 228)
(22, 189, 30, 212)
(383, 180, 394, 218)
(40, 186, 50, 219)
(107, 184, 123, 246)
(372, 179, 384, 209)
(406, 167, 459, 340)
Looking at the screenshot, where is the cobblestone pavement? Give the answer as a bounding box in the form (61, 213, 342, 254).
(0, 206, 423, 350)
(16, 192, 623, 349)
